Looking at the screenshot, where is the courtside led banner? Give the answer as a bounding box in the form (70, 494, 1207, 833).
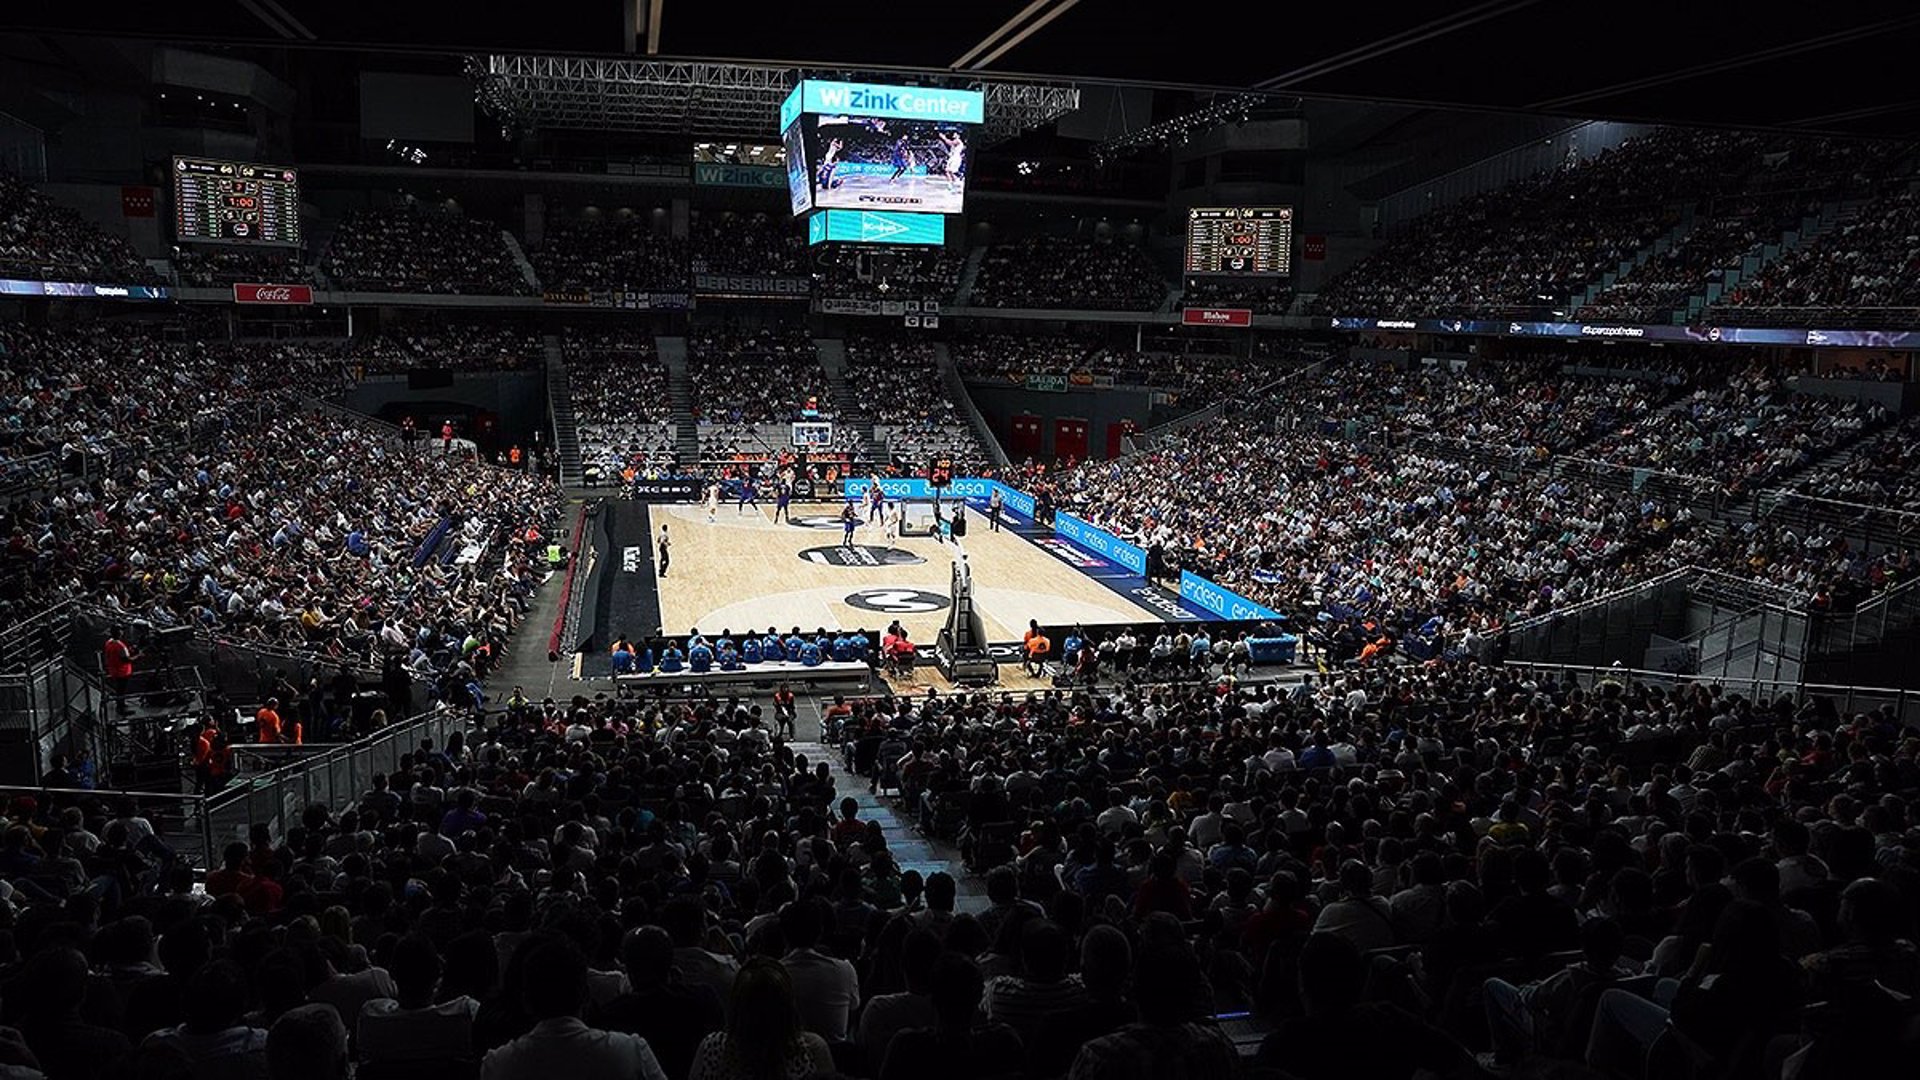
(782, 80, 985, 131)
(1328, 315, 1920, 349)
(808, 209, 946, 246)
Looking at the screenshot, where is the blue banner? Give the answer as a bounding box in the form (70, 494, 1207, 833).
(842, 476, 996, 501)
(1053, 512, 1148, 576)
(991, 483, 1036, 519)
(1179, 570, 1281, 621)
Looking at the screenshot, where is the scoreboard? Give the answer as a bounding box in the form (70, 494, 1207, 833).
(1185, 206, 1293, 275)
(172, 156, 301, 246)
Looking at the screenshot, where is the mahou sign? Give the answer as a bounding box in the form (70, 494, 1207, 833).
(232, 283, 313, 305)
(1181, 307, 1253, 327)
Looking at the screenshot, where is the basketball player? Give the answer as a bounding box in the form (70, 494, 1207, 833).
(772, 479, 792, 524)
(937, 130, 966, 181)
(867, 475, 886, 523)
(882, 500, 901, 551)
(656, 524, 671, 577)
(816, 137, 844, 191)
(705, 480, 720, 523)
(737, 474, 758, 515)
(839, 501, 859, 549)
(887, 136, 915, 183)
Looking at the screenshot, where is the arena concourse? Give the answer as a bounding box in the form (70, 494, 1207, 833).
(1, 10, 1917, 1080)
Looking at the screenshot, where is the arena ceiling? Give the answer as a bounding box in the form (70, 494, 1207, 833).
(6, 1, 1920, 139)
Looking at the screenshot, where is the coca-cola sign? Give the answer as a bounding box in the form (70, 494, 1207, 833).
(232, 283, 313, 305)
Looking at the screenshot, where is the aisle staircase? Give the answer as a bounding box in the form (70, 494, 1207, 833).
(543, 335, 584, 489)
(501, 231, 541, 292)
(933, 342, 1009, 468)
(815, 338, 877, 461)
(658, 336, 699, 466)
(1568, 211, 1695, 316)
(1683, 198, 1863, 323)
(953, 246, 988, 307)
(792, 739, 983, 911)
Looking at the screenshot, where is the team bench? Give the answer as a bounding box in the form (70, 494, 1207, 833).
(615, 659, 873, 691)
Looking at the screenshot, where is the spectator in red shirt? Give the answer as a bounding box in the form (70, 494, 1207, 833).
(102, 630, 135, 709)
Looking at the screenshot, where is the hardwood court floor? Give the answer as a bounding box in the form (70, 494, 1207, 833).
(651, 501, 1164, 643)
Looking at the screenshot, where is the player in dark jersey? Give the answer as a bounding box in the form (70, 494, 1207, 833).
(888, 137, 915, 183)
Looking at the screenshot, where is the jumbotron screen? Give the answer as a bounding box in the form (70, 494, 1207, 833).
(172, 156, 301, 246)
(780, 80, 984, 218)
(1185, 206, 1293, 275)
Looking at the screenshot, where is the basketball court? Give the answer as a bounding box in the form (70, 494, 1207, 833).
(817, 171, 964, 214)
(649, 499, 1180, 641)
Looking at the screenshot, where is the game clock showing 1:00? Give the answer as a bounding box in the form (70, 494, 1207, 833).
(172, 156, 302, 246)
(1185, 206, 1293, 275)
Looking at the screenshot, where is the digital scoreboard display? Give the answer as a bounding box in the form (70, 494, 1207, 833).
(172, 156, 301, 246)
(1185, 207, 1293, 275)
(780, 80, 983, 218)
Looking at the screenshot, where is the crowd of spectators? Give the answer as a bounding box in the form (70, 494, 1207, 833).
(952, 334, 1098, 383)
(172, 247, 315, 289)
(353, 321, 543, 373)
(1578, 205, 1801, 324)
(0, 323, 563, 683)
(1182, 278, 1294, 315)
(564, 329, 679, 484)
(815, 247, 963, 302)
(689, 213, 805, 279)
(1317, 130, 1770, 318)
(824, 661, 1920, 1080)
(844, 334, 990, 475)
(534, 218, 689, 295)
(971, 237, 1167, 311)
(1576, 368, 1887, 489)
(324, 206, 532, 296)
(1039, 357, 1913, 645)
(1779, 414, 1920, 513)
(0, 171, 161, 285)
(689, 328, 827, 427)
(1714, 190, 1920, 323)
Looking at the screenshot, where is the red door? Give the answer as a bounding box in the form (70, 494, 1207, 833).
(1054, 418, 1089, 463)
(1105, 420, 1136, 459)
(1007, 414, 1044, 459)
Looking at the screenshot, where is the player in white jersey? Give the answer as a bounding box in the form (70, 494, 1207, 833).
(938, 131, 966, 180)
(705, 482, 720, 523)
(882, 501, 901, 550)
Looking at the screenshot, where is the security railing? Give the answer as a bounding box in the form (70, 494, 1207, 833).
(0, 785, 217, 872)
(201, 705, 479, 850)
(1499, 659, 1920, 729)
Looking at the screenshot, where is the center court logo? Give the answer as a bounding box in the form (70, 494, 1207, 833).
(799, 545, 925, 567)
(844, 588, 949, 614)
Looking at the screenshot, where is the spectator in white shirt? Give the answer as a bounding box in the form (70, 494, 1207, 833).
(1095, 791, 1139, 836)
(478, 937, 666, 1080)
(779, 899, 860, 1042)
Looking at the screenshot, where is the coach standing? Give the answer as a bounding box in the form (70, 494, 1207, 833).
(988, 488, 1003, 532)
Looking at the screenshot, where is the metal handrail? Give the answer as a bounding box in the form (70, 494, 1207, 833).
(1506, 567, 1692, 633)
(1498, 659, 1918, 726)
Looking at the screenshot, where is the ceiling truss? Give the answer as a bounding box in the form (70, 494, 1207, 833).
(472, 54, 1079, 146)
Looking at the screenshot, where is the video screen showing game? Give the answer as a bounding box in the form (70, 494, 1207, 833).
(800, 115, 971, 215)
